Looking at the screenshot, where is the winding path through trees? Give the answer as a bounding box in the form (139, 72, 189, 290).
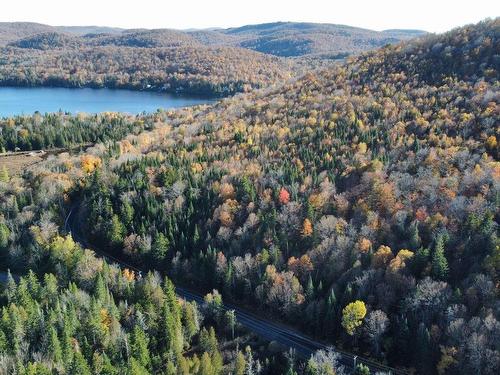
(63, 203, 407, 374)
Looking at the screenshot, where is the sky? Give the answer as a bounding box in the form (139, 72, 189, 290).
(1, 0, 498, 33)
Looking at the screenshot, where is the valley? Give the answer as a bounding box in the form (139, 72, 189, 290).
(0, 14, 498, 375)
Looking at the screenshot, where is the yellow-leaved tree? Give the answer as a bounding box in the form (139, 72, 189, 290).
(81, 155, 102, 174)
(342, 300, 367, 336)
(301, 218, 313, 237)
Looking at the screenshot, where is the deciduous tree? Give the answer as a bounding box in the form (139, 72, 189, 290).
(342, 300, 367, 336)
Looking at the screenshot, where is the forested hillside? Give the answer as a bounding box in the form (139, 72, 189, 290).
(0, 23, 123, 46)
(0, 18, 498, 374)
(0, 21, 424, 56)
(0, 44, 293, 97)
(0, 21, 426, 97)
(190, 22, 426, 57)
(0, 236, 287, 373)
(84, 29, 201, 48)
(0, 22, 55, 46)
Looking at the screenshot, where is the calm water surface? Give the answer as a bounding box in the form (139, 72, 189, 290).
(0, 87, 214, 117)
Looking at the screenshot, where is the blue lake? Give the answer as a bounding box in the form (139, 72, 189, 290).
(0, 87, 214, 117)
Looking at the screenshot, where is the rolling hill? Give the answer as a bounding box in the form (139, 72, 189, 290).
(1, 21, 426, 57)
(0, 43, 294, 97)
(0, 22, 54, 46)
(8, 31, 82, 50)
(0, 21, 428, 96)
(85, 29, 201, 48)
(193, 21, 426, 57)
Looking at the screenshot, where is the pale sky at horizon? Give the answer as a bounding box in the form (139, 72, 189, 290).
(1, 0, 498, 33)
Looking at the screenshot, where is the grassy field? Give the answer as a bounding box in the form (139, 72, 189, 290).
(0, 153, 44, 176)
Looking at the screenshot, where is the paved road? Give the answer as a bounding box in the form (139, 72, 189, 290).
(65, 204, 406, 374)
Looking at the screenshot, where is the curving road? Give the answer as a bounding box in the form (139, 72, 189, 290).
(65, 204, 406, 374)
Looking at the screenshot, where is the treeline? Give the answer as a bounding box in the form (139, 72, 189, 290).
(0, 44, 293, 97)
(0, 112, 159, 152)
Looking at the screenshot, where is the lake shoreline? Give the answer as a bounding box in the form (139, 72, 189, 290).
(0, 86, 216, 117)
(0, 82, 222, 100)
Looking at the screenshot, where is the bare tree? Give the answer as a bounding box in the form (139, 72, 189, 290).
(307, 347, 346, 375)
(364, 310, 389, 357)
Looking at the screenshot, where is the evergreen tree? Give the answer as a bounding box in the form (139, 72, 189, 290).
(94, 273, 107, 302)
(130, 326, 151, 370)
(393, 317, 411, 363)
(5, 270, 17, 303)
(234, 351, 246, 375)
(225, 310, 236, 339)
(108, 214, 125, 246)
(164, 278, 181, 326)
(355, 363, 370, 375)
(0, 330, 7, 352)
(306, 276, 315, 300)
(409, 222, 421, 250)
(199, 352, 214, 375)
(285, 349, 298, 375)
(129, 357, 150, 375)
(42, 274, 59, 306)
(415, 323, 432, 374)
(92, 352, 117, 375)
(327, 289, 337, 311)
(152, 232, 169, 264)
(183, 301, 200, 342)
(47, 327, 63, 365)
(317, 280, 323, 296)
(71, 351, 92, 375)
(120, 200, 134, 227)
(161, 302, 176, 355)
(432, 236, 449, 280)
(212, 349, 223, 375)
(199, 326, 220, 363)
(411, 247, 430, 276)
(244, 346, 255, 375)
(0, 222, 10, 249)
(61, 327, 75, 368)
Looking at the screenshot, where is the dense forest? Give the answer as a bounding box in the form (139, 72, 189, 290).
(0, 18, 499, 374)
(0, 236, 299, 374)
(0, 43, 293, 97)
(74, 19, 499, 374)
(0, 112, 167, 152)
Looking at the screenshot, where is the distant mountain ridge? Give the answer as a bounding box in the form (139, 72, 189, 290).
(0, 22, 54, 46)
(8, 31, 82, 50)
(55, 25, 124, 35)
(0, 21, 426, 57)
(193, 21, 427, 57)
